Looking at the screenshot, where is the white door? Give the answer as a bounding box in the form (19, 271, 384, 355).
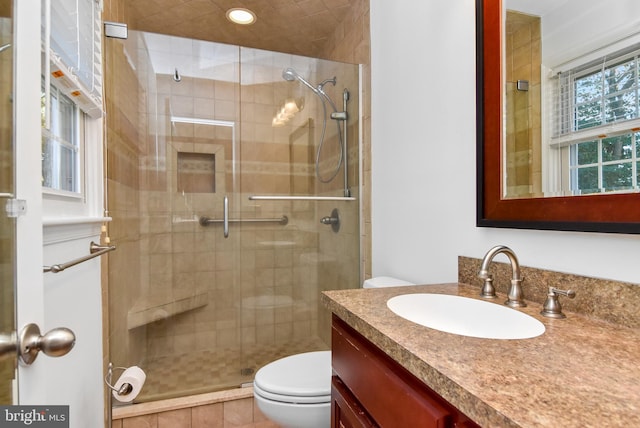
(0, 0, 48, 404)
(12, 1, 107, 425)
(1, 0, 78, 410)
(14, 0, 52, 404)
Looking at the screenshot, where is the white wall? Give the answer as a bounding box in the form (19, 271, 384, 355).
(370, 0, 640, 285)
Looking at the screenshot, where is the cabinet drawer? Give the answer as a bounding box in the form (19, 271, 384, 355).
(332, 315, 479, 428)
(332, 376, 377, 428)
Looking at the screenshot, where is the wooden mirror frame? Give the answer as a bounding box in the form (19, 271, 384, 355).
(476, 0, 640, 233)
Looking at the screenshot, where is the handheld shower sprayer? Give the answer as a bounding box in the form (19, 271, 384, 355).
(283, 68, 336, 95)
(282, 68, 319, 94)
(282, 67, 297, 81)
(282, 67, 347, 184)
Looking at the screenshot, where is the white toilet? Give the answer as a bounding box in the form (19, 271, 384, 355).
(253, 276, 414, 428)
(362, 276, 415, 289)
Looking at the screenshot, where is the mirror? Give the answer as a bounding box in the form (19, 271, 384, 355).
(477, 0, 640, 233)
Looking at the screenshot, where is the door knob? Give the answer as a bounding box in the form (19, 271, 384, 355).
(0, 323, 76, 365)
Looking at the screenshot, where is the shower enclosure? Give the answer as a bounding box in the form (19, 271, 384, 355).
(105, 31, 360, 402)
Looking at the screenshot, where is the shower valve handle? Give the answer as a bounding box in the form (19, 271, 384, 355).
(320, 216, 338, 225)
(320, 208, 340, 233)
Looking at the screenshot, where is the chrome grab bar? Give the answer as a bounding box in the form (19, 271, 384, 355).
(223, 195, 229, 238)
(341, 89, 350, 197)
(208, 195, 289, 237)
(199, 215, 289, 226)
(43, 241, 116, 273)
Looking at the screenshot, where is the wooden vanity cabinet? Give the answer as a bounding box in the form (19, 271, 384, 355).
(331, 315, 480, 428)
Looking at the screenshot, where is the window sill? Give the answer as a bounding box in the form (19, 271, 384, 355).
(43, 216, 111, 245)
(43, 216, 111, 227)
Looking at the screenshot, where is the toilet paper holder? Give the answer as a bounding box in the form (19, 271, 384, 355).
(106, 362, 145, 428)
(105, 362, 143, 400)
(106, 367, 133, 396)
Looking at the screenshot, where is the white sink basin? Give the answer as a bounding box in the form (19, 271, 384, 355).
(387, 293, 545, 340)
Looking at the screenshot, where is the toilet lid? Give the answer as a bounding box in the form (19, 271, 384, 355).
(254, 351, 331, 401)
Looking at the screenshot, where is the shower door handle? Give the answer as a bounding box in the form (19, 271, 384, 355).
(223, 195, 229, 238)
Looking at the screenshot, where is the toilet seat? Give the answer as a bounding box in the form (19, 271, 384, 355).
(253, 351, 331, 404)
(253, 382, 330, 404)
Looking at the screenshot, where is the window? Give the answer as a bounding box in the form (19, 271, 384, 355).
(552, 44, 640, 194)
(569, 134, 639, 194)
(41, 84, 81, 193)
(41, 0, 102, 197)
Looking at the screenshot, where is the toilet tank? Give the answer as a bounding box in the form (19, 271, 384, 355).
(363, 276, 415, 288)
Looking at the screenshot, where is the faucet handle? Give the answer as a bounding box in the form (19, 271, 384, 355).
(540, 287, 576, 319)
(479, 275, 497, 299)
(505, 277, 527, 308)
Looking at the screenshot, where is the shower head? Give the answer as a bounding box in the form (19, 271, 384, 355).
(282, 67, 297, 81)
(282, 67, 319, 94)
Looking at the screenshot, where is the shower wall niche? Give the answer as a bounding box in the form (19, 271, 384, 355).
(105, 31, 360, 401)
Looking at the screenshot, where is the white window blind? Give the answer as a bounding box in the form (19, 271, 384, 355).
(550, 44, 640, 147)
(43, 0, 103, 118)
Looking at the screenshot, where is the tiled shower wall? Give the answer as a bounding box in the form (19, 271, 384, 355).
(504, 11, 542, 198)
(319, 0, 371, 281)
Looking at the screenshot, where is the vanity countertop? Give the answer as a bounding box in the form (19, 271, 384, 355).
(322, 283, 640, 428)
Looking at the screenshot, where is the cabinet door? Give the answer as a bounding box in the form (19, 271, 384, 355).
(332, 376, 377, 428)
(332, 315, 480, 428)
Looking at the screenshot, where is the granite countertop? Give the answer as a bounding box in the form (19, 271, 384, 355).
(322, 283, 640, 428)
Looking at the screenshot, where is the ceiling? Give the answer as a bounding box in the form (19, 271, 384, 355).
(505, 0, 572, 17)
(127, 0, 356, 59)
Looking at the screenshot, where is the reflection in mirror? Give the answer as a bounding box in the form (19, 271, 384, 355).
(503, 0, 640, 199)
(504, 10, 541, 198)
(477, 0, 640, 233)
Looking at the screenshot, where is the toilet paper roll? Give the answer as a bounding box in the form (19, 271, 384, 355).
(112, 366, 146, 403)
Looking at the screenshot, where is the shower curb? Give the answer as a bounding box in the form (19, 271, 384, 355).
(112, 386, 254, 419)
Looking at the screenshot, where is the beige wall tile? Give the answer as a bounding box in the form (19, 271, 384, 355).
(122, 414, 158, 428)
(158, 408, 191, 428)
(192, 403, 224, 428)
(223, 398, 254, 427)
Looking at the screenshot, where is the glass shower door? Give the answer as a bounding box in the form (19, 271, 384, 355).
(106, 31, 360, 401)
(150, 37, 247, 394)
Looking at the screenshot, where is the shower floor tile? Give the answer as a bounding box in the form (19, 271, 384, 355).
(136, 335, 328, 402)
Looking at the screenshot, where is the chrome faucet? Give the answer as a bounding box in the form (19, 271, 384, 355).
(477, 245, 526, 308)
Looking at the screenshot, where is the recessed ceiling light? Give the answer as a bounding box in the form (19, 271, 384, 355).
(226, 8, 256, 25)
